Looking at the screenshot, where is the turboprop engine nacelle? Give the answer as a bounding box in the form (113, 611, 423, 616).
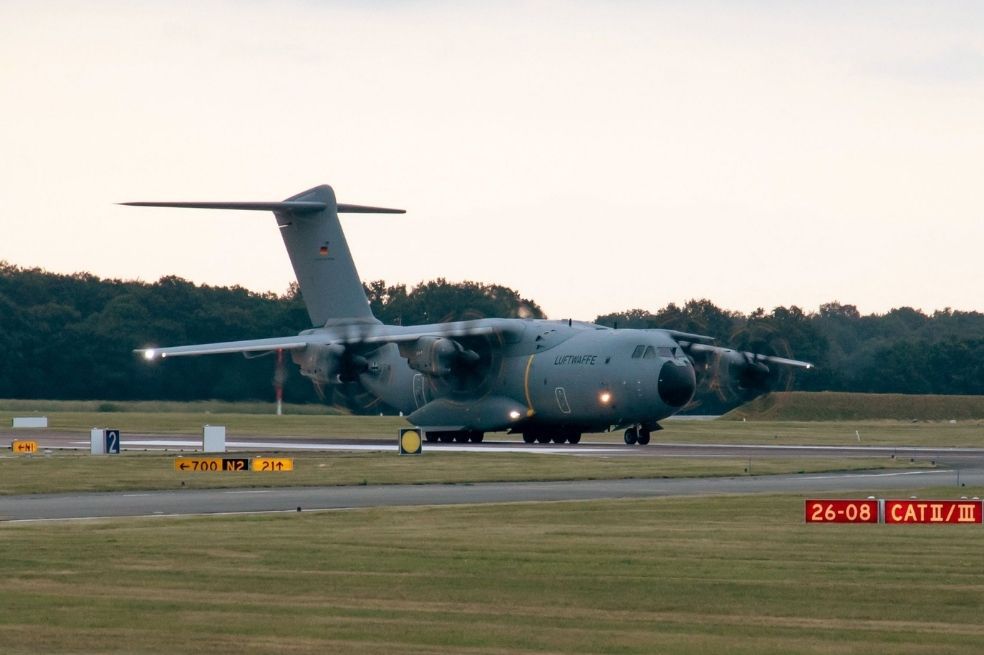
(704, 349, 778, 401)
(292, 344, 346, 384)
(403, 336, 479, 377)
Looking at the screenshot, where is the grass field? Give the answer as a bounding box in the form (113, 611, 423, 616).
(2, 400, 978, 495)
(2, 399, 982, 652)
(2, 409, 403, 438)
(726, 391, 984, 421)
(0, 450, 931, 495)
(4, 411, 983, 446)
(3, 491, 984, 654)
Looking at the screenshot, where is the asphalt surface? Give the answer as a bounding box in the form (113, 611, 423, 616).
(3, 468, 981, 522)
(13, 431, 984, 462)
(6, 431, 984, 522)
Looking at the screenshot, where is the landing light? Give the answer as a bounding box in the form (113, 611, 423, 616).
(144, 350, 156, 361)
(599, 391, 612, 404)
(508, 410, 521, 420)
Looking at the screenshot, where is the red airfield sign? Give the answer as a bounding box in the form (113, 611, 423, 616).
(884, 500, 982, 525)
(805, 499, 879, 523)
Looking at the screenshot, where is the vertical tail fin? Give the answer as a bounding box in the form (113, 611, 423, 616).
(277, 185, 378, 326)
(122, 184, 404, 327)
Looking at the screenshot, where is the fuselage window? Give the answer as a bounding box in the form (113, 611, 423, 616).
(631, 345, 646, 359)
(643, 346, 657, 359)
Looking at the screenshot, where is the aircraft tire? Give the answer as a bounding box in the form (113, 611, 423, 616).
(469, 433, 484, 443)
(425, 433, 438, 443)
(568, 434, 581, 444)
(637, 430, 651, 446)
(453, 433, 470, 443)
(439, 433, 454, 443)
(536, 434, 552, 444)
(522, 433, 536, 444)
(624, 427, 638, 445)
(551, 435, 566, 444)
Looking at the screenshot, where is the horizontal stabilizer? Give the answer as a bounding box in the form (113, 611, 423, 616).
(337, 204, 406, 214)
(120, 201, 327, 213)
(120, 201, 404, 214)
(124, 184, 403, 327)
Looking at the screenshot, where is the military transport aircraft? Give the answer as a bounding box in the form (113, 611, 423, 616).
(125, 184, 812, 445)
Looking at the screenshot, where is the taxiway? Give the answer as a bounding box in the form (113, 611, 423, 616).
(3, 468, 980, 522)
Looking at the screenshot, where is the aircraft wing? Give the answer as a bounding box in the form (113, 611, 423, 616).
(683, 342, 814, 369)
(138, 336, 311, 360)
(137, 323, 506, 360)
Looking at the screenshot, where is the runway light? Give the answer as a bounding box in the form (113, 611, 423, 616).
(508, 410, 521, 420)
(599, 391, 612, 404)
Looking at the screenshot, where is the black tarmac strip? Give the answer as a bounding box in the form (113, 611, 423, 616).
(3, 469, 983, 522)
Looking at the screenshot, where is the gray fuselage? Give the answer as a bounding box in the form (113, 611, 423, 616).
(309, 318, 697, 436)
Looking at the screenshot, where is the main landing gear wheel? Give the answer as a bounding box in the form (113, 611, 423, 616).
(624, 426, 650, 446)
(468, 433, 484, 443)
(524, 431, 582, 444)
(425, 432, 438, 443)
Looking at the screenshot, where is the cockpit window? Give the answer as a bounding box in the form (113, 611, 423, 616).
(631, 345, 645, 359)
(657, 346, 674, 358)
(643, 346, 657, 359)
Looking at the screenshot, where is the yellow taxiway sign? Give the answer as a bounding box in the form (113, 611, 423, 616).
(173, 457, 250, 472)
(253, 457, 294, 472)
(11, 440, 38, 454)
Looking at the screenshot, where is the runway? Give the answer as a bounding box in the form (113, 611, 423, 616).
(7, 430, 983, 522)
(12, 432, 984, 462)
(2, 468, 980, 522)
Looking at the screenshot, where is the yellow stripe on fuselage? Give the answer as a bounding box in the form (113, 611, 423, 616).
(523, 354, 536, 416)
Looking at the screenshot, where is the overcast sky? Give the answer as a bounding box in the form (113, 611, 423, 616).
(1, 1, 982, 320)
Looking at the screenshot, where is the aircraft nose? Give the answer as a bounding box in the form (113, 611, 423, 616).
(658, 360, 696, 408)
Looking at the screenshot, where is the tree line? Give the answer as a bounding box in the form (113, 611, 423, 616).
(596, 300, 984, 396)
(0, 262, 980, 404)
(0, 264, 544, 403)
